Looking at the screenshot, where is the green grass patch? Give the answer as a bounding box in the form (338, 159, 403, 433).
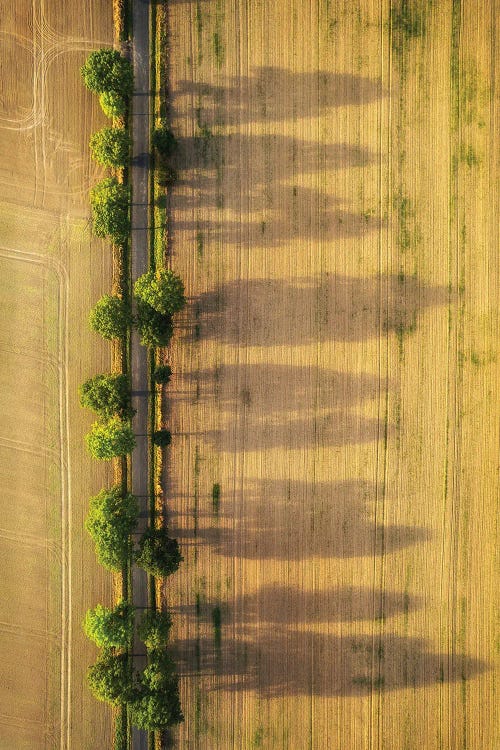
(212, 483, 221, 514)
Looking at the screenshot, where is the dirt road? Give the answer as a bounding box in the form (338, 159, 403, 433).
(130, 0, 150, 748)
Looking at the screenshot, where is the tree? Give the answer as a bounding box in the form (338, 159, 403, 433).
(89, 294, 131, 340)
(153, 365, 172, 384)
(137, 610, 172, 651)
(85, 486, 138, 572)
(84, 601, 135, 649)
(153, 429, 172, 448)
(89, 127, 131, 168)
(135, 299, 173, 348)
(89, 177, 130, 243)
(81, 49, 133, 96)
(152, 126, 177, 158)
(87, 651, 133, 705)
(129, 652, 183, 729)
(134, 269, 186, 316)
(135, 528, 182, 578)
(79, 373, 133, 419)
(85, 417, 136, 460)
(99, 90, 126, 119)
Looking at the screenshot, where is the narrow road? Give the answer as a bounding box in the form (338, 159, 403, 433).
(130, 1, 150, 748)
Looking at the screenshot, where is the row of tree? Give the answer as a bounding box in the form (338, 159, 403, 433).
(80, 48, 185, 737)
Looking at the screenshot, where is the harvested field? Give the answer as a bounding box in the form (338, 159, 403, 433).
(165, 1, 499, 748)
(0, 1, 114, 747)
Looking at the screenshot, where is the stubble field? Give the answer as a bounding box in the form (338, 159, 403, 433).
(0, 1, 114, 747)
(165, 1, 499, 749)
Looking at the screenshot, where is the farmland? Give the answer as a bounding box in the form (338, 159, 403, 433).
(0, 1, 114, 747)
(165, 1, 499, 749)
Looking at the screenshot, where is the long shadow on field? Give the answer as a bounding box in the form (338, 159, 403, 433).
(176, 585, 422, 625)
(199, 412, 388, 450)
(171, 480, 431, 559)
(175, 68, 386, 123)
(176, 365, 389, 411)
(173, 630, 487, 696)
(190, 275, 449, 345)
(175, 135, 378, 187)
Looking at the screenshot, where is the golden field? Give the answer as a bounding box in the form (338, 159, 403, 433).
(0, 1, 114, 747)
(165, 1, 499, 748)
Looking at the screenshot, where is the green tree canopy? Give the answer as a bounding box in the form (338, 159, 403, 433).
(137, 610, 173, 651)
(81, 49, 133, 96)
(135, 299, 174, 348)
(135, 528, 183, 578)
(153, 429, 172, 448)
(87, 651, 133, 705)
(85, 417, 136, 460)
(152, 126, 177, 158)
(89, 294, 131, 340)
(84, 600, 135, 649)
(89, 177, 130, 244)
(99, 90, 126, 119)
(129, 652, 183, 729)
(85, 486, 138, 572)
(134, 269, 186, 316)
(153, 365, 172, 384)
(79, 373, 133, 420)
(89, 127, 131, 168)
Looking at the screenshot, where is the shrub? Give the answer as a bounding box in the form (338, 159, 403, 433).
(87, 651, 133, 705)
(153, 365, 172, 384)
(134, 269, 186, 316)
(89, 177, 130, 243)
(79, 373, 133, 420)
(152, 126, 177, 158)
(135, 528, 183, 578)
(99, 90, 127, 118)
(137, 610, 172, 651)
(153, 429, 172, 448)
(135, 299, 174, 348)
(89, 127, 131, 168)
(85, 486, 138, 572)
(81, 49, 133, 96)
(89, 294, 131, 340)
(85, 417, 136, 459)
(84, 600, 135, 649)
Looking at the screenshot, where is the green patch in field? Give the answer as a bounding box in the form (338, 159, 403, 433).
(194, 684, 209, 735)
(393, 190, 420, 253)
(195, 1, 203, 65)
(212, 32, 224, 69)
(212, 0, 225, 69)
(212, 482, 221, 514)
(460, 144, 481, 168)
(392, 1, 426, 48)
(252, 725, 265, 748)
(196, 226, 204, 260)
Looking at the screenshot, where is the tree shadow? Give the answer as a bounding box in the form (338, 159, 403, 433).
(193, 274, 450, 345)
(174, 135, 378, 181)
(176, 585, 422, 625)
(175, 68, 386, 123)
(178, 365, 390, 412)
(199, 411, 389, 450)
(173, 629, 487, 697)
(173, 190, 383, 243)
(171, 480, 431, 559)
